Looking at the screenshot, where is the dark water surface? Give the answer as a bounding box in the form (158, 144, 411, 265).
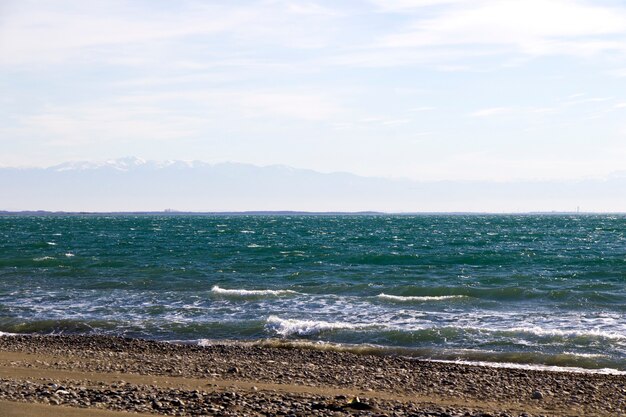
(0, 214, 624, 372)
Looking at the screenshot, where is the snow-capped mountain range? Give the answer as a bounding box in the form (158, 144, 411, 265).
(51, 157, 203, 172)
(0, 158, 624, 212)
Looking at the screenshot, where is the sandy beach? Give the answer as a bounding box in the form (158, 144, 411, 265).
(0, 335, 622, 416)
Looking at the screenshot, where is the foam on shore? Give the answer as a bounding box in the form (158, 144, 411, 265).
(195, 337, 626, 375)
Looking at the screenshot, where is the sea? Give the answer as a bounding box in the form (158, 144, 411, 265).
(0, 214, 624, 373)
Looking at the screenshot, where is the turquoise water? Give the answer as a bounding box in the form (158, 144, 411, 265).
(0, 214, 624, 371)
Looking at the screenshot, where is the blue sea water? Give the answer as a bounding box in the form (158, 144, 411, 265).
(0, 214, 624, 372)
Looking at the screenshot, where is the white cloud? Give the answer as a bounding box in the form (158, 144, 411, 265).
(530, 107, 558, 114)
(3, 87, 345, 151)
(10, 105, 207, 147)
(409, 106, 436, 112)
(608, 68, 626, 77)
(563, 96, 614, 106)
(325, 45, 498, 68)
(469, 107, 512, 117)
(279, 0, 341, 16)
(237, 92, 343, 121)
(371, 0, 474, 11)
(381, 119, 411, 125)
(0, 3, 254, 66)
(119, 89, 344, 121)
(379, 0, 626, 57)
(0, 1, 341, 67)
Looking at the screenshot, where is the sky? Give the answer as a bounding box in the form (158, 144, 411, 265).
(1, 0, 626, 182)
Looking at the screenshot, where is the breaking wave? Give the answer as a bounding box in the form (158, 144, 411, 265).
(211, 285, 297, 297)
(265, 315, 372, 336)
(377, 293, 466, 302)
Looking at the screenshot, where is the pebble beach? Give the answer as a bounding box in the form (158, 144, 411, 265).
(0, 335, 623, 416)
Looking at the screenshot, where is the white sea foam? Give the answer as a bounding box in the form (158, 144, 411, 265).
(428, 359, 626, 375)
(506, 326, 626, 341)
(46, 242, 57, 246)
(34, 256, 55, 261)
(377, 293, 466, 302)
(266, 315, 371, 336)
(562, 351, 608, 358)
(65, 253, 75, 257)
(211, 285, 297, 297)
(197, 339, 213, 347)
(191, 338, 625, 375)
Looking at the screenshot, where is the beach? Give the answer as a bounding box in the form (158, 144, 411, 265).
(0, 335, 623, 416)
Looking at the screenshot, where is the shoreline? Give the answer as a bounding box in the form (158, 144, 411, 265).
(0, 335, 623, 416)
(206, 338, 626, 376)
(4, 331, 623, 375)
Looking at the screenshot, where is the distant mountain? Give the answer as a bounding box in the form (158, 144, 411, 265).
(0, 158, 624, 212)
(50, 157, 205, 172)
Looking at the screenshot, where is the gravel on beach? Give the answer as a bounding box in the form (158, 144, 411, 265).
(0, 335, 624, 416)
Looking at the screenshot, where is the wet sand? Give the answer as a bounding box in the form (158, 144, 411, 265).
(0, 335, 623, 416)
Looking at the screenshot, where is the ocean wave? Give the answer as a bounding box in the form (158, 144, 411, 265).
(377, 293, 466, 302)
(0, 319, 117, 335)
(33, 256, 55, 261)
(211, 285, 297, 297)
(505, 326, 626, 341)
(266, 315, 371, 336)
(562, 351, 608, 358)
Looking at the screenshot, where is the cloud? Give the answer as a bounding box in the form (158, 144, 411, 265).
(3, 87, 345, 152)
(9, 104, 207, 147)
(325, 45, 499, 68)
(237, 91, 343, 121)
(0, 2, 254, 66)
(278, 0, 341, 16)
(4, 0, 623, 75)
(469, 107, 512, 117)
(0, 1, 342, 67)
(117, 89, 344, 122)
(379, 0, 626, 57)
(370, 0, 474, 11)
(562, 96, 614, 106)
(608, 68, 626, 77)
(381, 119, 411, 125)
(530, 107, 558, 114)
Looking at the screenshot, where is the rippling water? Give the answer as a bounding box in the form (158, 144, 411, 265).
(0, 214, 624, 372)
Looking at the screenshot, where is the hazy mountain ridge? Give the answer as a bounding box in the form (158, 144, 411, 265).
(1, 158, 624, 212)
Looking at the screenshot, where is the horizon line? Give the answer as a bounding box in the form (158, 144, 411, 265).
(1, 210, 624, 216)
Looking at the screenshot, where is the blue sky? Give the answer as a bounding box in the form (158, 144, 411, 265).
(1, 0, 626, 181)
